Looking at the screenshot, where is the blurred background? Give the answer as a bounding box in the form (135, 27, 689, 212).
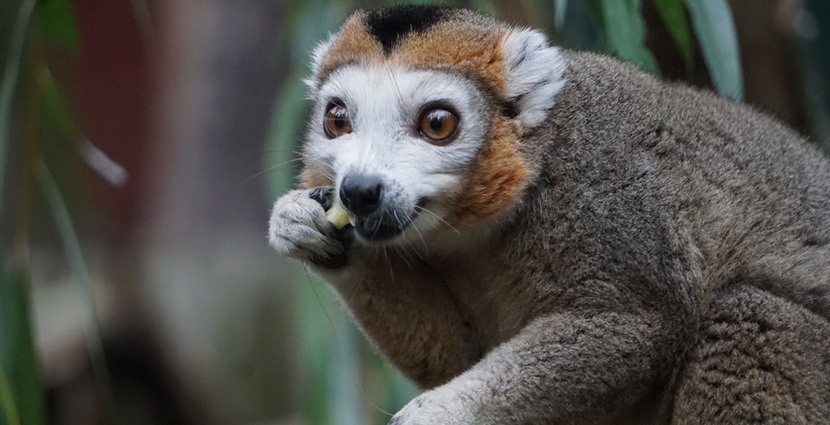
(0, 0, 828, 424)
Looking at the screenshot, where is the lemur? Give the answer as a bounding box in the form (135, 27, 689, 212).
(268, 5, 830, 424)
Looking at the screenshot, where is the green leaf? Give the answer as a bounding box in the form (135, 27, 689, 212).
(553, 0, 568, 33)
(557, 0, 601, 51)
(654, 0, 694, 68)
(327, 321, 361, 425)
(0, 263, 45, 425)
(37, 67, 76, 138)
(35, 0, 80, 49)
(377, 366, 417, 422)
(35, 163, 116, 423)
(263, 72, 309, 199)
(684, 0, 743, 100)
(471, 0, 499, 17)
(586, 0, 604, 29)
(265, 1, 348, 199)
(0, 0, 37, 212)
(597, 0, 660, 74)
(293, 273, 332, 425)
(0, 365, 21, 425)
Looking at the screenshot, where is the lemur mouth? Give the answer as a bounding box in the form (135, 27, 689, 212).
(353, 210, 418, 243)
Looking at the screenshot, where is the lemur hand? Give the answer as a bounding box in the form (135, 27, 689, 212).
(389, 386, 479, 425)
(268, 187, 349, 268)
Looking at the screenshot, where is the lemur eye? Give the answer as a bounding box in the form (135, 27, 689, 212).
(417, 107, 459, 144)
(324, 101, 352, 138)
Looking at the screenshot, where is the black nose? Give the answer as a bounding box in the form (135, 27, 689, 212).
(339, 174, 384, 216)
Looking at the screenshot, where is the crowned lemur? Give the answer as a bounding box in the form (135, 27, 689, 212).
(268, 5, 830, 424)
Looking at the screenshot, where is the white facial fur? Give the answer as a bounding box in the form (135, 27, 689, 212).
(303, 65, 491, 246)
(300, 26, 567, 247)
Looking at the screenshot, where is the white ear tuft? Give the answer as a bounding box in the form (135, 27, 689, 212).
(500, 28, 567, 129)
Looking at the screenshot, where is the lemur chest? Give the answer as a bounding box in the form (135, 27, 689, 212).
(433, 256, 533, 350)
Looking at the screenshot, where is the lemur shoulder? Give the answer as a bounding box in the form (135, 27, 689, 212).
(269, 5, 830, 424)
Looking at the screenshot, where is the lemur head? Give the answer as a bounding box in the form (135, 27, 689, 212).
(299, 5, 566, 245)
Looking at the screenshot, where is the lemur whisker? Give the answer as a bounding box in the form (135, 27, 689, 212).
(400, 228, 427, 261)
(301, 146, 338, 174)
(415, 205, 460, 234)
(245, 158, 305, 184)
(385, 63, 404, 105)
(375, 246, 383, 263)
(392, 208, 428, 258)
(393, 245, 416, 272)
(369, 404, 395, 420)
(409, 220, 430, 256)
(382, 246, 394, 281)
(405, 237, 427, 262)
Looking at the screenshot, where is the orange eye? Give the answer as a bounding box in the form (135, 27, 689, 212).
(324, 102, 352, 138)
(418, 107, 459, 143)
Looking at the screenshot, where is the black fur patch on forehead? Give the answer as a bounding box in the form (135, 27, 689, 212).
(365, 5, 449, 54)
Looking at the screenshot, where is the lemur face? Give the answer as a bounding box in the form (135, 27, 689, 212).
(307, 65, 491, 243)
(298, 6, 567, 245)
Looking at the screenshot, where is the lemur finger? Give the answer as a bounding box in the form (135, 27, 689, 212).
(270, 222, 342, 260)
(308, 186, 334, 210)
(308, 186, 353, 230)
(294, 224, 346, 268)
(275, 190, 334, 233)
(310, 249, 347, 269)
(269, 189, 348, 268)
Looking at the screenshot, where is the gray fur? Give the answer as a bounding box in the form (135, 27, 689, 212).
(268, 189, 344, 264)
(269, 13, 830, 425)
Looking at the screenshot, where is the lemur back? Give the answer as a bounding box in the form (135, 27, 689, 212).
(269, 6, 830, 424)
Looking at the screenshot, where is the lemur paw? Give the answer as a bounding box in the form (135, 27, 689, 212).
(389, 388, 476, 425)
(268, 187, 347, 268)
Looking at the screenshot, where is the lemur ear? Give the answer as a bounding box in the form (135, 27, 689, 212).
(500, 28, 567, 129)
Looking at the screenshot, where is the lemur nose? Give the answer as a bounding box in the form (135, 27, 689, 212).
(339, 174, 384, 216)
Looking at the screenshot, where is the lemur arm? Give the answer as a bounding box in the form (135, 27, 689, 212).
(312, 252, 481, 388)
(390, 307, 678, 424)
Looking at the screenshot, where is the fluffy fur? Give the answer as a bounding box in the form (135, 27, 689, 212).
(269, 6, 830, 424)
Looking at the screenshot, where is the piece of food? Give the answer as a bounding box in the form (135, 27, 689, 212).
(326, 199, 351, 229)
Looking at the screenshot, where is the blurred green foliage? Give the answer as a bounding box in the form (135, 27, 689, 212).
(654, 0, 693, 67)
(682, 0, 743, 99)
(0, 1, 43, 424)
(0, 264, 42, 425)
(35, 0, 79, 50)
(1, 1, 95, 425)
(587, 0, 660, 74)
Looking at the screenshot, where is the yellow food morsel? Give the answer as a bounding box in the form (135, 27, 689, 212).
(326, 200, 351, 229)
